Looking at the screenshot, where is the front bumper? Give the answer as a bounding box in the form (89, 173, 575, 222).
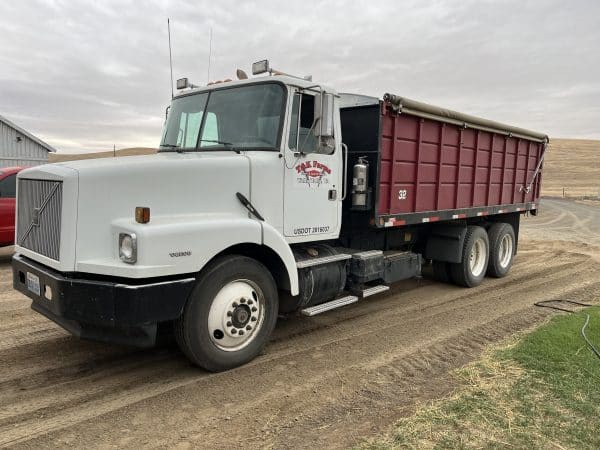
(12, 254, 195, 347)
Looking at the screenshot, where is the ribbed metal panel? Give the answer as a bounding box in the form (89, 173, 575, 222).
(17, 179, 62, 261)
(0, 118, 53, 169)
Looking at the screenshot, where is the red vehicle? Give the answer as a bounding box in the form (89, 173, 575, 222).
(0, 167, 22, 246)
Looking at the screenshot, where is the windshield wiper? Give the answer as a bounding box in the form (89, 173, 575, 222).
(197, 139, 241, 154)
(159, 143, 184, 153)
(159, 140, 241, 154)
(199, 139, 232, 146)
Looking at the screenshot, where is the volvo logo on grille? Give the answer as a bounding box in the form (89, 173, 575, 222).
(19, 181, 62, 249)
(32, 208, 40, 227)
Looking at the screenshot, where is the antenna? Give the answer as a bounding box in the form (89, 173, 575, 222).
(207, 27, 213, 83)
(167, 18, 174, 99)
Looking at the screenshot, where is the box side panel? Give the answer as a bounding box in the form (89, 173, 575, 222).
(378, 106, 543, 219)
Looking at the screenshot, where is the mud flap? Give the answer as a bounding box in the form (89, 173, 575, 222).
(424, 225, 468, 263)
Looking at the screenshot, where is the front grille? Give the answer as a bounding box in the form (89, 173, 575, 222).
(16, 179, 63, 261)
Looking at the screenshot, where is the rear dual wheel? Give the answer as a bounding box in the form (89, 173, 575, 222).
(445, 223, 515, 287)
(450, 226, 490, 287)
(486, 223, 515, 278)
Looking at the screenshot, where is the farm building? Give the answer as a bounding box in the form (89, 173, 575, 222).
(0, 115, 56, 168)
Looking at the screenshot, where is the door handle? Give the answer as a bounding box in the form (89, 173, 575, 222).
(328, 189, 337, 201)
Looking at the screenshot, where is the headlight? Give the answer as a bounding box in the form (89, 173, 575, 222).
(119, 233, 137, 263)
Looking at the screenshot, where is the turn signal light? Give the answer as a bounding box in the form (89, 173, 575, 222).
(135, 207, 150, 224)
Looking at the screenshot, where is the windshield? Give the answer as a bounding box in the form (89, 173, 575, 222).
(160, 83, 285, 151)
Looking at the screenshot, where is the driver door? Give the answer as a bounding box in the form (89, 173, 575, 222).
(283, 91, 341, 240)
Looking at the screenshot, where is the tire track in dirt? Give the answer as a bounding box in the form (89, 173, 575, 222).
(1, 200, 599, 448)
(12, 277, 597, 450)
(524, 198, 600, 247)
(0, 244, 581, 383)
(0, 246, 586, 385)
(0, 321, 66, 352)
(0, 243, 597, 448)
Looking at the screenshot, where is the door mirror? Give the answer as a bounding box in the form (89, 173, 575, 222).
(314, 93, 334, 138)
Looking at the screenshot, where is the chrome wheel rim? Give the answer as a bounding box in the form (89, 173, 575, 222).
(469, 237, 487, 277)
(208, 279, 265, 352)
(498, 233, 513, 268)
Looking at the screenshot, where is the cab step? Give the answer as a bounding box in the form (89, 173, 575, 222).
(300, 295, 359, 317)
(296, 253, 352, 269)
(359, 284, 390, 298)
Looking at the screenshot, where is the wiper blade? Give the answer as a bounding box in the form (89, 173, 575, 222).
(197, 139, 241, 154)
(159, 141, 241, 154)
(198, 139, 233, 146)
(159, 143, 184, 153)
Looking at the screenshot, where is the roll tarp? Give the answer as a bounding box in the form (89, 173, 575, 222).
(383, 93, 549, 143)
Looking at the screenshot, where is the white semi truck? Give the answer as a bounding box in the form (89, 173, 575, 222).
(13, 60, 547, 371)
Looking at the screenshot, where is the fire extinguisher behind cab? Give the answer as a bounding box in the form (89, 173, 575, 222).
(351, 156, 371, 210)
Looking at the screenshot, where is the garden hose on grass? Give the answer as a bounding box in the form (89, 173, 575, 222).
(534, 300, 600, 360)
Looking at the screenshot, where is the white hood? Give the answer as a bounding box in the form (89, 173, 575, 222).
(18, 152, 251, 272)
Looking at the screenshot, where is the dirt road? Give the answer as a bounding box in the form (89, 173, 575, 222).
(1, 199, 599, 449)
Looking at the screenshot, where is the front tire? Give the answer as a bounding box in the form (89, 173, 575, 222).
(450, 226, 489, 288)
(175, 255, 278, 372)
(486, 223, 515, 278)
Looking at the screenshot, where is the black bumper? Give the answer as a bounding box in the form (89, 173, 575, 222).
(12, 254, 195, 347)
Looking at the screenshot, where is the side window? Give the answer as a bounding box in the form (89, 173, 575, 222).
(0, 174, 16, 198)
(288, 93, 334, 155)
(289, 94, 317, 153)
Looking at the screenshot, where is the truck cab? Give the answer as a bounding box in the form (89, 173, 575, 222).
(161, 75, 344, 242)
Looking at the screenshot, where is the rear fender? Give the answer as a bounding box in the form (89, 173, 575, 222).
(424, 224, 468, 263)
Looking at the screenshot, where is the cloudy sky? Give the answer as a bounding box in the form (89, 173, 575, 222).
(1, 0, 599, 152)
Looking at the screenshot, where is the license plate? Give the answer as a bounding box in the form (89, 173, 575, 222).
(26, 272, 41, 296)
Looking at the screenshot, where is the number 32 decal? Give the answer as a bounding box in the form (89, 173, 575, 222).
(398, 189, 408, 200)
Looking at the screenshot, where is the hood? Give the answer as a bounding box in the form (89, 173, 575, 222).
(19, 152, 251, 270)
(73, 151, 251, 265)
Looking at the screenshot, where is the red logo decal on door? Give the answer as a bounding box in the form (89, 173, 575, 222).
(295, 160, 332, 186)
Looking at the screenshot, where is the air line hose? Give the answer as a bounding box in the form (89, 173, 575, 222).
(534, 300, 600, 360)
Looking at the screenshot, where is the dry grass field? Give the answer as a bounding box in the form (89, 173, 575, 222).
(2, 199, 600, 448)
(542, 138, 600, 198)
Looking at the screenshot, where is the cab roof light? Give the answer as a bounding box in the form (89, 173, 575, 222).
(251, 59, 312, 81)
(176, 78, 200, 90)
(135, 207, 150, 224)
(252, 59, 270, 75)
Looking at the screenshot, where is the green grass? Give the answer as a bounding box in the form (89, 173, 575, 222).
(362, 307, 600, 449)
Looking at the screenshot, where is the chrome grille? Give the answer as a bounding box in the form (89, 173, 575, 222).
(17, 179, 63, 261)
